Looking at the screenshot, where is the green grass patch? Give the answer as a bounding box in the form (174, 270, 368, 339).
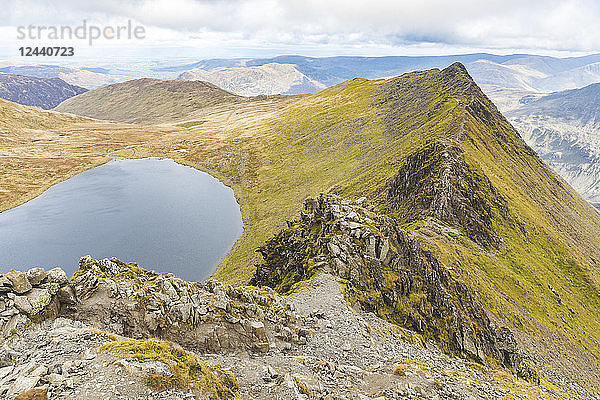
(101, 339, 238, 399)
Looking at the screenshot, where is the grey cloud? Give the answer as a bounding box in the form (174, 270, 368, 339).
(3, 0, 600, 53)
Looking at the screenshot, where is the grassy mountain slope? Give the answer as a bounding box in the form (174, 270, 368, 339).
(54, 78, 251, 124)
(0, 97, 176, 212)
(0, 73, 87, 109)
(198, 64, 600, 388)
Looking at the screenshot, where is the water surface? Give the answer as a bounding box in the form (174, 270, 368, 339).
(0, 158, 243, 281)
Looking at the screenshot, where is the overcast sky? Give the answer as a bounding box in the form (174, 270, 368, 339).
(1, 0, 598, 62)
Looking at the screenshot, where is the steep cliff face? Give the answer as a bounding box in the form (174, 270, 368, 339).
(386, 141, 509, 248)
(252, 195, 537, 381)
(506, 83, 600, 206)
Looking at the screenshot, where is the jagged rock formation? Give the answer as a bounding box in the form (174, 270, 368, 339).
(386, 141, 509, 247)
(0, 268, 564, 400)
(0, 73, 87, 109)
(62, 256, 309, 355)
(252, 195, 537, 381)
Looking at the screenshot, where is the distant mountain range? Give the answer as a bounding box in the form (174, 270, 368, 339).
(7, 52, 600, 95)
(504, 83, 600, 206)
(0, 73, 87, 109)
(178, 63, 325, 96)
(169, 53, 600, 95)
(0, 65, 123, 89)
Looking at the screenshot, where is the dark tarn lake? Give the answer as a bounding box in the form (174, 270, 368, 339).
(0, 158, 243, 281)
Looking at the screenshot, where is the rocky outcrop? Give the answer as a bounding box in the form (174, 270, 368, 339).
(0, 267, 74, 340)
(386, 141, 509, 248)
(62, 256, 310, 354)
(252, 194, 537, 381)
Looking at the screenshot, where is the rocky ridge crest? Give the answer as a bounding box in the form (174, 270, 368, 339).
(252, 194, 536, 381)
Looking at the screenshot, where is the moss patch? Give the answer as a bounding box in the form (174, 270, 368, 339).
(100, 339, 238, 399)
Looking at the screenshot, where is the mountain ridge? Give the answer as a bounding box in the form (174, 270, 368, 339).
(4, 63, 600, 396)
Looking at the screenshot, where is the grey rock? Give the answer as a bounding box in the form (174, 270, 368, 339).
(0, 277, 13, 292)
(250, 320, 266, 341)
(13, 296, 32, 314)
(57, 286, 77, 305)
(7, 376, 40, 398)
(213, 292, 229, 311)
(0, 365, 13, 380)
(26, 268, 47, 286)
(25, 288, 53, 316)
(162, 280, 179, 301)
(46, 373, 67, 386)
(45, 268, 68, 285)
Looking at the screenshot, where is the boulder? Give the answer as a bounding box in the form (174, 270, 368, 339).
(3, 314, 28, 336)
(45, 268, 67, 285)
(250, 320, 266, 341)
(0, 365, 13, 379)
(25, 268, 47, 286)
(7, 377, 40, 398)
(13, 296, 33, 314)
(5, 270, 32, 294)
(45, 373, 66, 386)
(25, 288, 53, 317)
(0, 277, 13, 293)
(57, 286, 77, 305)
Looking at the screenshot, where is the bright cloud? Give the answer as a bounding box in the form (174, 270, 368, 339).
(1, 0, 598, 59)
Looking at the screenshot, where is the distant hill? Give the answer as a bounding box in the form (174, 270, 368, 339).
(0, 65, 117, 89)
(54, 78, 248, 124)
(0, 73, 87, 109)
(512, 82, 600, 124)
(178, 63, 325, 96)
